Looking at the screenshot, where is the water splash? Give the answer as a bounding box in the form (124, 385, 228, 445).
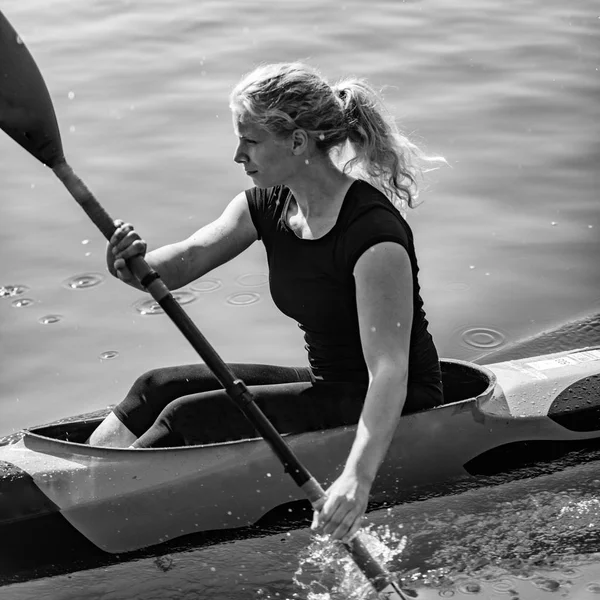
(293, 526, 408, 600)
(0, 284, 29, 298)
(394, 485, 600, 593)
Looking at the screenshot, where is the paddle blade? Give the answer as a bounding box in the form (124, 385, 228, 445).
(0, 11, 64, 167)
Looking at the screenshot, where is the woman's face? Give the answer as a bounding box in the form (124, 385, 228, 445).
(232, 111, 297, 188)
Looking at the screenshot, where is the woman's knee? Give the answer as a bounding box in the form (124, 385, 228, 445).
(130, 367, 176, 396)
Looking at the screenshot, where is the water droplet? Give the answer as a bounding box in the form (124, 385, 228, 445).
(458, 582, 481, 594)
(100, 351, 119, 360)
(0, 284, 29, 298)
(586, 582, 600, 593)
(551, 221, 557, 226)
(63, 272, 105, 290)
(11, 298, 34, 308)
(461, 327, 506, 349)
(532, 578, 560, 591)
(15, 35, 23, 45)
(226, 292, 260, 306)
(134, 291, 197, 315)
(236, 273, 268, 287)
(561, 567, 583, 578)
(438, 591, 455, 598)
(190, 278, 222, 293)
(39, 314, 62, 324)
(469, 265, 475, 269)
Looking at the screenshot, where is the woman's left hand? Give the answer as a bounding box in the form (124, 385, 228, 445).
(311, 471, 372, 543)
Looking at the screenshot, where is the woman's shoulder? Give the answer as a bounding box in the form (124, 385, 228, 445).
(345, 180, 411, 238)
(336, 180, 415, 271)
(245, 185, 289, 209)
(245, 186, 290, 236)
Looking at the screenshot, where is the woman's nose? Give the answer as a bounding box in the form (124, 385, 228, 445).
(233, 143, 246, 164)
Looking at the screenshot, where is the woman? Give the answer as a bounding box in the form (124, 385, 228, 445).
(89, 62, 443, 542)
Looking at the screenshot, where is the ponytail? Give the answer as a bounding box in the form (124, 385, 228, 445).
(332, 79, 442, 211)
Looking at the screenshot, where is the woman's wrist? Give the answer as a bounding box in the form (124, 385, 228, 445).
(343, 461, 378, 487)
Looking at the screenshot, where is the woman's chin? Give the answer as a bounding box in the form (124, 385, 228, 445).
(248, 173, 269, 188)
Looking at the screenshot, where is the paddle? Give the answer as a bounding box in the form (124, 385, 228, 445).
(0, 11, 409, 599)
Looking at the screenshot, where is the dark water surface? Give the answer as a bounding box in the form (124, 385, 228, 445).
(1, 0, 599, 597)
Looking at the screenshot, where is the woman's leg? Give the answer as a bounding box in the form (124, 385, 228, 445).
(87, 411, 137, 447)
(88, 363, 311, 447)
(133, 380, 368, 448)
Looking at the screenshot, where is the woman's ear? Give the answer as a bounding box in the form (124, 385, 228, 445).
(290, 129, 309, 155)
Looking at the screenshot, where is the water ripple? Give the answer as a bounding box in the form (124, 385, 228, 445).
(226, 292, 261, 306)
(190, 278, 222, 293)
(11, 298, 35, 308)
(134, 290, 197, 315)
(461, 327, 506, 349)
(236, 272, 268, 287)
(39, 315, 63, 325)
(63, 272, 105, 290)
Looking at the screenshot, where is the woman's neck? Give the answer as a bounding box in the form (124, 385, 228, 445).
(285, 159, 355, 219)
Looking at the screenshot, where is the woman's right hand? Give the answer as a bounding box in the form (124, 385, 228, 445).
(108, 220, 148, 283)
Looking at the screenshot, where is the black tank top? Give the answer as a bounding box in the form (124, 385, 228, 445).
(246, 180, 440, 385)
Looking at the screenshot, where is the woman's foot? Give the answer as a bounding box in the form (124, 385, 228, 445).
(87, 412, 137, 447)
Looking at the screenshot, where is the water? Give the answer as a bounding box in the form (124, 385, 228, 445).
(0, 0, 599, 597)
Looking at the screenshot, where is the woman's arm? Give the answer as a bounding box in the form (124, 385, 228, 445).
(108, 191, 258, 291)
(312, 241, 413, 541)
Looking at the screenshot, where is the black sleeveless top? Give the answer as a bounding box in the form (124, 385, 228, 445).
(245, 180, 440, 386)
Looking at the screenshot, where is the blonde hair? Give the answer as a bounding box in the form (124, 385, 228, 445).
(230, 62, 443, 211)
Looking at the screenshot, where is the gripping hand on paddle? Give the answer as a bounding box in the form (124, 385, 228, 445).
(107, 220, 147, 284)
(311, 470, 371, 543)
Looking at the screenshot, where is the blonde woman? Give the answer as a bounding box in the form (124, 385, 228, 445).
(89, 62, 443, 542)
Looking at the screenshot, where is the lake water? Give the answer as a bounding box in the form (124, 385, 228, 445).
(1, 0, 599, 598)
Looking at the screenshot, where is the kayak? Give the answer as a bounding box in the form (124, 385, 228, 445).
(1, 345, 600, 583)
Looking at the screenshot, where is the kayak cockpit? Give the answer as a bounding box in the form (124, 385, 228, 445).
(26, 359, 495, 447)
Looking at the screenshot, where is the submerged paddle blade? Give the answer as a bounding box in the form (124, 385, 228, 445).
(0, 11, 64, 167)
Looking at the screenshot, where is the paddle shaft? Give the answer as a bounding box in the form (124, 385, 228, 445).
(51, 160, 408, 599)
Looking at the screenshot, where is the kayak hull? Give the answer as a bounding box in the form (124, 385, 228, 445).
(1, 346, 600, 581)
